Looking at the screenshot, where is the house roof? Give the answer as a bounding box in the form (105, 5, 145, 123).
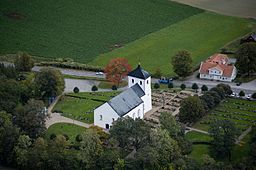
(107, 84, 144, 117)
(206, 54, 228, 64)
(128, 64, 150, 80)
(199, 62, 235, 77)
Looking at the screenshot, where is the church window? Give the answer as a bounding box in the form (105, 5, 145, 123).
(140, 81, 142, 85)
(132, 79, 134, 83)
(105, 124, 109, 129)
(112, 118, 115, 122)
(137, 109, 140, 118)
(147, 80, 149, 84)
(133, 113, 136, 119)
(100, 115, 102, 120)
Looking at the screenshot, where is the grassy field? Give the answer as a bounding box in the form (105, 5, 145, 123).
(186, 130, 252, 162)
(92, 12, 255, 76)
(53, 92, 119, 123)
(0, 0, 202, 62)
(193, 98, 256, 133)
(46, 123, 86, 142)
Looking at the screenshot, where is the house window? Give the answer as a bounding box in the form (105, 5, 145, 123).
(112, 118, 115, 122)
(140, 81, 142, 85)
(147, 80, 149, 84)
(100, 115, 102, 120)
(105, 124, 109, 129)
(132, 79, 134, 83)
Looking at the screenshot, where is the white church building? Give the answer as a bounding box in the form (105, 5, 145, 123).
(94, 64, 152, 129)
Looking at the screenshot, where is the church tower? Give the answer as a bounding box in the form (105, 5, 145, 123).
(127, 64, 152, 113)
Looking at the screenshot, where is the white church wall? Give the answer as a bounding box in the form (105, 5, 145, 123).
(125, 103, 144, 119)
(128, 76, 145, 91)
(94, 103, 120, 129)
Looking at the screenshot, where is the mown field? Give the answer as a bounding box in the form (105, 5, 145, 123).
(193, 98, 256, 133)
(53, 91, 119, 123)
(0, 0, 202, 62)
(92, 12, 256, 76)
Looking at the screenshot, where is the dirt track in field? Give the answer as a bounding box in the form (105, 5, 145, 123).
(171, 0, 256, 19)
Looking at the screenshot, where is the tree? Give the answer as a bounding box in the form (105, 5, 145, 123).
(34, 68, 64, 99)
(14, 99, 46, 138)
(216, 83, 232, 95)
(171, 50, 193, 77)
(179, 96, 205, 123)
(154, 83, 160, 89)
(252, 92, 256, 99)
(73, 87, 79, 93)
(91, 85, 98, 91)
(201, 85, 208, 92)
(191, 83, 199, 92)
(14, 52, 34, 71)
(78, 129, 103, 169)
(236, 42, 256, 76)
(110, 117, 150, 151)
(0, 63, 17, 79)
(239, 90, 245, 97)
(209, 120, 238, 161)
(14, 135, 32, 169)
(180, 84, 186, 90)
(159, 112, 181, 138)
(168, 83, 173, 89)
(200, 92, 215, 110)
(0, 111, 20, 165)
(104, 58, 132, 86)
(210, 87, 225, 99)
(207, 91, 222, 105)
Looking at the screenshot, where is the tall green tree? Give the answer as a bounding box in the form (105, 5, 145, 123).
(209, 120, 238, 161)
(78, 129, 103, 169)
(171, 50, 193, 77)
(201, 85, 208, 92)
(216, 83, 232, 95)
(14, 52, 34, 72)
(159, 112, 181, 139)
(35, 68, 64, 99)
(236, 42, 256, 76)
(192, 83, 199, 92)
(0, 111, 20, 165)
(179, 96, 205, 123)
(14, 99, 46, 138)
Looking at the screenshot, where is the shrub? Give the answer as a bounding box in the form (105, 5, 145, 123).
(201, 85, 208, 92)
(252, 92, 256, 99)
(50, 133, 56, 140)
(112, 85, 117, 90)
(73, 87, 79, 93)
(14, 52, 34, 71)
(180, 84, 186, 90)
(239, 90, 245, 97)
(76, 134, 82, 142)
(154, 83, 160, 89)
(92, 85, 98, 91)
(168, 83, 173, 88)
(192, 83, 199, 91)
(63, 134, 69, 141)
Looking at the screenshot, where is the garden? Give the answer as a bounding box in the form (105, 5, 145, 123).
(53, 91, 119, 124)
(193, 98, 256, 133)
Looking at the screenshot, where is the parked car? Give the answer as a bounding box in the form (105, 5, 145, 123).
(96, 72, 104, 75)
(158, 77, 173, 84)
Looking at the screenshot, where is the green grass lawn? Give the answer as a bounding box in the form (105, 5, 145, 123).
(98, 81, 127, 89)
(53, 92, 119, 123)
(193, 98, 256, 133)
(185, 131, 212, 142)
(92, 12, 256, 76)
(0, 0, 202, 62)
(46, 123, 86, 142)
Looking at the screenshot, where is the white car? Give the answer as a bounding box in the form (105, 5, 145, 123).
(96, 72, 104, 75)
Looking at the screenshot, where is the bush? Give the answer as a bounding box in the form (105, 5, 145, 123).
(239, 90, 245, 97)
(252, 93, 256, 99)
(112, 85, 117, 90)
(168, 83, 173, 88)
(14, 52, 34, 71)
(154, 83, 160, 89)
(180, 84, 186, 90)
(92, 85, 98, 91)
(201, 85, 208, 92)
(76, 134, 82, 142)
(50, 133, 56, 140)
(63, 134, 69, 141)
(73, 87, 79, 93)
(192, 83, 199, 91)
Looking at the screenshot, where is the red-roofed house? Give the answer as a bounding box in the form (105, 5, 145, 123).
(199, 54, 237, 82)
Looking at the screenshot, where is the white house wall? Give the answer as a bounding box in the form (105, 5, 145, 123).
(94, 103, 120, 129)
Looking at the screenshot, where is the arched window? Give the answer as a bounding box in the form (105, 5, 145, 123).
(140, 81, 142, 85)
(147, 80, 149, 84)
(100, 115, 102, 120)
(105, 124, 109, 129)
(132, 79, 134, 83)
(133, 112, 136, 119)
(137, 109, 140, 118)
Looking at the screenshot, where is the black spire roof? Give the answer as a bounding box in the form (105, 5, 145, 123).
(127, 64, 151, 80)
